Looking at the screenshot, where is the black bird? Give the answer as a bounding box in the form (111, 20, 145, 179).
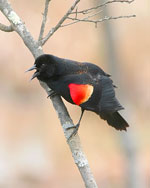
(27, 54, 129, 137)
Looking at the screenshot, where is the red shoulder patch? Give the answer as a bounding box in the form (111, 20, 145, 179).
(68, 83, 93, 105)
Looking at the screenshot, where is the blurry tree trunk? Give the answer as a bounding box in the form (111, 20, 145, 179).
(97, 2, 143, 188)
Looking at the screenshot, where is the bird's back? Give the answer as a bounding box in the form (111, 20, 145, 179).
(46, 55, 123, 114)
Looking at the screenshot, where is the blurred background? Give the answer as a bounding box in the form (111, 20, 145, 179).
(0, 0, 149, 187)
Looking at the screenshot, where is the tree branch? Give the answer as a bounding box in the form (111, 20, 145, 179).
(41, 0, 135, 43)
(62, 14, 136, 28)
(0, 0, 42, 58)
(0, 0, 98, 187)
(62, 0, 135, 28)
(41, 0, 81, 45)
(38, 0, 51, 44)
(0, 22, 14, 32)
(71, 0, 135, 15)
(40, 82, 98, 188)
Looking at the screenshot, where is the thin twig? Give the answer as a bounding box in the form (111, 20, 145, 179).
(71, 0, 135, 15)
(41, 0, 80, 45)
(63, 9, 103, 27)
(38, 0, 51, 43)
(41, 0, 135, 43)
(0, 22, 13, 32)
(61, 14, 136, 27)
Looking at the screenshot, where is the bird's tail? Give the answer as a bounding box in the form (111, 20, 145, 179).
(100, 111, 129, 131)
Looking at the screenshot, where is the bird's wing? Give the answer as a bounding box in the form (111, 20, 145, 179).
(99, 75, 124, 113)
(48, 73, 95, 105)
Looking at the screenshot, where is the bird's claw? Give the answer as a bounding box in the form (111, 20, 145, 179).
(47, 90, 58, 98)
(67, 124, 80, 141)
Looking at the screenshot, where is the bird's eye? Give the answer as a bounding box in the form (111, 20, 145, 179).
(40, 63, 47, 72)
(41, 64, 46, 68)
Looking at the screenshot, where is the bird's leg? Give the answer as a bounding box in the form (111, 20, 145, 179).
(47, 90, 58, 98)
(67, 109, 85, 140)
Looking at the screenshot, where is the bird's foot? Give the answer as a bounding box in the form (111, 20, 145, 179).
(67, 123, 80, 141)
(47, 90, 58, 98)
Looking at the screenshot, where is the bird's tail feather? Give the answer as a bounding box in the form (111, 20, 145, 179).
(100, 112, 129, 131)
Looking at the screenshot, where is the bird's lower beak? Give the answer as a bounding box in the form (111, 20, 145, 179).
(30, 71, 40, 80)
(25, 64, 36, 72)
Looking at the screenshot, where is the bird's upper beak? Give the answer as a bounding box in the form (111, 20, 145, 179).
(26, 64, 40, 80)
(25, 64, 37, 72)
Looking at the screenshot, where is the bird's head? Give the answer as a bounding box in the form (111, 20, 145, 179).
(26, 54, 56, 81)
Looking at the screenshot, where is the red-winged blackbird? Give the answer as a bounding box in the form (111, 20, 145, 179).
(27, 54, 129, 137)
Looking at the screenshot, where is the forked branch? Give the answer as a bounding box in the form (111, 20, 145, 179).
(63, 14, 136, 28)
(41, 0, 81, 45)
(71, 0, 134, 15)
(40, 0, 135, 45)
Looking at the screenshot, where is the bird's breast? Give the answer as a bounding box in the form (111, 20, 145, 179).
(68, 83, 94, 105)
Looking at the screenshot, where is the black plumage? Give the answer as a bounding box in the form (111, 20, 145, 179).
(27, 54, 129, 136)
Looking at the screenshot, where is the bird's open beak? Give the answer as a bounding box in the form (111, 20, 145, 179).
(25, 64, 37, 72)
(26, 64, 40, 81)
